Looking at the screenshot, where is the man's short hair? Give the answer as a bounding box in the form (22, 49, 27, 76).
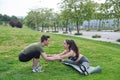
(41, 35, 50, 42)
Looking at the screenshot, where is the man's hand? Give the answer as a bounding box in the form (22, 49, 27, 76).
(54, 55, 64, 61)
(47, 54, 57, 57)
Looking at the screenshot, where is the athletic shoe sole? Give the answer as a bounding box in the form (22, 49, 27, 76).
(80, 65, 89, 76)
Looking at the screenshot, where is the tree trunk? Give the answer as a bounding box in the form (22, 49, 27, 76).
(117, 18, 120, 28)
(76, 18, 79, 33)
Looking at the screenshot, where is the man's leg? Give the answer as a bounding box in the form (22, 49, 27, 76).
(33, 58, 39, 67)
(32, 58, 44, 72)
(33, 51, 41, 67)
(32, 51, 44, 72)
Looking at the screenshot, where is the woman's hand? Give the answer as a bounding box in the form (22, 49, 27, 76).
(47, 54, 57, 57)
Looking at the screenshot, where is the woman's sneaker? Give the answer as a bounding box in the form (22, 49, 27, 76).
(32, 66, 44, 72)
(80, 65, 89, 75)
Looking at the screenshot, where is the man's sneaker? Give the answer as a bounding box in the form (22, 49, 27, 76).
(32, 68, 36, 72)
(80, 65, 89, 75)
(32, 66, 44, 72)
(36, 66, 44, 72)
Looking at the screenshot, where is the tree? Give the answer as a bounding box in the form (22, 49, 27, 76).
(60, 0, 85, 33)
(106, 0, 120, 28)
(101, 0, 120, 29)
(25, 11, 39, 29)
(83, 0, 96, 30)
(1, 14, 10, 25)
(25, 8, 55, 31)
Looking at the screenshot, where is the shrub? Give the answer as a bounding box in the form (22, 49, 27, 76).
(52, 31, 59, 33)
(86, 29, 90, 31)
(114, 29, 120, 32)
(74, 33, 82, 35)
(9, 20, 23, 28)
(116, 38, 120, 42)
(46, 31, 50, 32)
(63, 31, 68, 34)
(92, 34, 101, 38)
(15, 21, 23, 28)
(97, 29, 101, 31)
(9, 20, 16, 27)
(0, 21, 3, 25)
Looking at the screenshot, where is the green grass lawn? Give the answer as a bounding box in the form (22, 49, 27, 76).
(0, 26, 120, 80)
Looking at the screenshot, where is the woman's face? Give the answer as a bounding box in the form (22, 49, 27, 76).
(63, 41, 69, 49)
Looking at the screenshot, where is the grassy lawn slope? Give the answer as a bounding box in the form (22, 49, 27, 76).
(0, 26, 120, 80)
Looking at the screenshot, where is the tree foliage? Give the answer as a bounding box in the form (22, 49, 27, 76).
(25, 8, 55, 30)
(0, 14, 23, 28)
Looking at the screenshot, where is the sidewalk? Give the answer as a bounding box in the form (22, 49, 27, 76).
(55, 31, 120, 45)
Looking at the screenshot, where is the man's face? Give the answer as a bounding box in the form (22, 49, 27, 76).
(44, 39, 50, 46)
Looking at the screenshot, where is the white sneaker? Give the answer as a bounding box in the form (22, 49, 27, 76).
(36, 66, 44, 72)
(32, 66, 44, 72)
(32, 68, 36, 72)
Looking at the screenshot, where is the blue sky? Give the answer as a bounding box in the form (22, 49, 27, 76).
(0, 0, 105, 17)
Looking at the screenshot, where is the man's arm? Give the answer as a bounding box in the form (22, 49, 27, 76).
(47, 50, 67, 57)
(41, 52, 62, 61)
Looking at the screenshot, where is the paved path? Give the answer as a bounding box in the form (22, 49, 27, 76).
(56, 31, 120, 45)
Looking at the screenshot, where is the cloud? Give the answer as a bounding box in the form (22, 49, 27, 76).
(0, 0, 60, 16)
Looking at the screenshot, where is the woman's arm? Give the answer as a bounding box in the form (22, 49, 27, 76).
(56, 50, 67, 56)
(41, 52, 62, 61)
(58, 50, 74, 59)
(47, 50, 67, 57)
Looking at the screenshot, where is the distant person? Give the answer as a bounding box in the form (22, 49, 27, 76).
(19, 35, 62, 72)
